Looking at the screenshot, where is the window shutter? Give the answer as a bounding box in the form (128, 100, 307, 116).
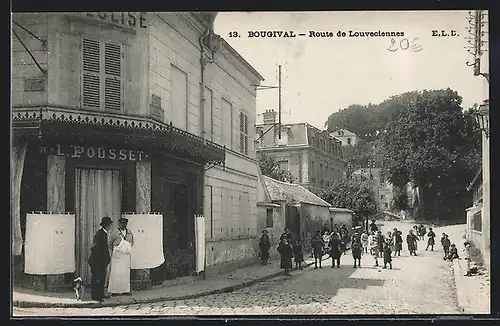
(104, 42, 122, 111)
(244, 113, 248, 134)
(82, 38, 100, 109)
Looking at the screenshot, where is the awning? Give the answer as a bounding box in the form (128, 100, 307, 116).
(12, 107, 226, 167)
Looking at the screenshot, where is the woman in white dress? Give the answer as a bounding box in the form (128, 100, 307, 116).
(108, 217, 134, 296)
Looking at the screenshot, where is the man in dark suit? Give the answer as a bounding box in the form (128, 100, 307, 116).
(88, 216, 113, 302)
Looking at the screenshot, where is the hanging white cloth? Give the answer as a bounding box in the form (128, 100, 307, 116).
(125, 214, 165, 269)
(195, 215, 206, 273)
(25, 213, 76, 274)
(108, 239, 132, 294)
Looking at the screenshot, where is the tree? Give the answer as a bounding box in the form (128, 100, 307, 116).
(391, 184, 409, 211)
(382, 89, 481, 222)
(320, 178, 379, 226)
(257, 154, 295, 183)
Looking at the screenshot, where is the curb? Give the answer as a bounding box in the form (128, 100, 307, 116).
(451, 258, 468, 313)
(14, 258, 329, 309)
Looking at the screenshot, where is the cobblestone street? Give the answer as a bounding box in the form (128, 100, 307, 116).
(13, 222, 463, 316)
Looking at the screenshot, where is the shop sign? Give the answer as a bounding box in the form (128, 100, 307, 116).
(84, 12, 147, 28)
(40, 144, 149, 162)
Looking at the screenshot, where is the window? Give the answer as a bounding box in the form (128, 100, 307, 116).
(171, 65, 188, 129)
(473, 211, 482, 231)
(221, 99, 232, 148)
(204, 87, 213, 140)
(239, 111, 249, 155)
(82, 38, 124, 111)
(385, 203, 389, 208)
(347, 137, 352, 145)
(266, 209, 273, 228)
(278, 160, 288, 171)
(380, 194, 384, 199)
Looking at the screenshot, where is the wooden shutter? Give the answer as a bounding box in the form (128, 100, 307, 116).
(244, 114, 249, 154)
(104, 42, 122, 111)
(82, 38, 100, 109)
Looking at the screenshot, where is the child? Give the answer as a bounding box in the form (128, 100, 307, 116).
(446, 244, 459, 262)
(394, 229, 403, 257)
(351, 232, 362, 268)
(463, 241, 472, 276)
(376, 231, 385, 258)
(329, 232, 342, 268)
(311, 230, 324, 269)
(293, 239, 305, 270)
(370, 231, 380, 267)
(361, 231, 369, 254)
(426, 227, 436, 251)
(278, 238, 293, 276)
(259, 230, 271, 265)
(383, 242, 392, 269)
(441, 233, 451, 259)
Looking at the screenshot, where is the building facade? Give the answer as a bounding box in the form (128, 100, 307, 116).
(12, 12, 264, 290)
(330, 129, 363, 146)
(255, 110, 346, 195)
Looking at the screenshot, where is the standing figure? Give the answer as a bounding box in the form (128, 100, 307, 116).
(426, 227, 436, 251)
(329, 232, 342, 268)
(406, 229, 419, 256)
(311, 230, 324, 269)
(322, 230, 331, 258)
(340, 226, 349, 255)
(280, 227, 293, 245)
(418, 224, 427, 241)
(278, 238, 293, 276)
(259, 230, 271, 265)
(441, 233, 451, 260)
(293, 238, 305, 270)
(360, 231, 369, 254)
(463, 241, 472, 276)
(88, 216, 113, 302)
(376, 231, 385, 258)
(108, 217, 134, 296)
(351, 232, 363, 268)
(369, 231, 380, 267)
(383, 242, 393, 269)
(393, 229, 403, 257)
(369, 220, 378, 233)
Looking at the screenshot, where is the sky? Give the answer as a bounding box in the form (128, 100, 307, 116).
(214, 11, 489, 129)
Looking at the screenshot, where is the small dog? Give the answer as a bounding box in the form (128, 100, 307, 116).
(73, 277, 85, 301)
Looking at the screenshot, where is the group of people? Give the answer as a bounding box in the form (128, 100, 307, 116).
(88, 216, 135, 302)
(257, 220, 475, 278)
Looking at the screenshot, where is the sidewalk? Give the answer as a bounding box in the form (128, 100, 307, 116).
(13, 255, 329, 309)
(438, 224, 490, 314)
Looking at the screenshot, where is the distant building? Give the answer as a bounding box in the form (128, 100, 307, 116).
(330, 129, 363, 146)
(352, 167, 394, 211)
(255, 109, 346, 195)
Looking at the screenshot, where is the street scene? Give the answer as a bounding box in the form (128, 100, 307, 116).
(14, 221, 475, 316)
(11, 11, 490, 317)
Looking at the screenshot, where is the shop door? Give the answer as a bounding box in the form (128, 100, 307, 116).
(75, 168, 122, 285)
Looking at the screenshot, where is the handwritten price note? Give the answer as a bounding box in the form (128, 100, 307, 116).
(387, 37, 423, 52)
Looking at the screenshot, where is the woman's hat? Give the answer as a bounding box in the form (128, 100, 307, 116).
(262, 229, 268, 233)
(118, 217, 129, 223)
(100, 216, 113, 227)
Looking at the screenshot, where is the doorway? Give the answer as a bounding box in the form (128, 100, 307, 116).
(150, 180, 192, 283)
(74, 168, 122, 285)
(285, 205, 301, 243)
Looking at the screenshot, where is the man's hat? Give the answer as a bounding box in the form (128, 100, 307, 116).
(262, 229, 268, 233)
(100, 216, 113, 227)
(118, 217, 129, 223)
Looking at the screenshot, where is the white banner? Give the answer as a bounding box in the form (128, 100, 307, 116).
(195, 214, 206, 273)
(25, 213, 76, 275)
(123, 213, 165, 269)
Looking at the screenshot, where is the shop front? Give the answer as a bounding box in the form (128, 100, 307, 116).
(12, 108, 225, 291)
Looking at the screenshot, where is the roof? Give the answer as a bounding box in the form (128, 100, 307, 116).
(330, 129, 358, 137)
(329, 207, 353, 213)
(263, 176, 331, 207)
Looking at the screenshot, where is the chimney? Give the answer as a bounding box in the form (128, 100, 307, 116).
(262, 109, 277, 125)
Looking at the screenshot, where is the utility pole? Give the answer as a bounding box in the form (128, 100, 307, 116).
(253, 64, 283, 142)
(278, 64, 282, 139)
